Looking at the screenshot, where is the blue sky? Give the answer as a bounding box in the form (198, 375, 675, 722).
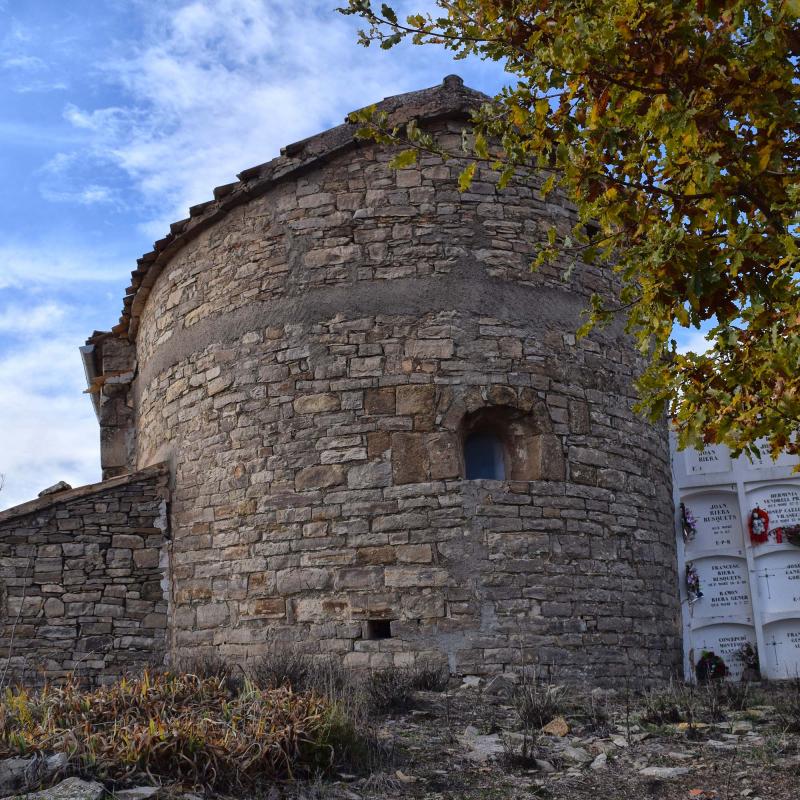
(0, 0, 704, 509)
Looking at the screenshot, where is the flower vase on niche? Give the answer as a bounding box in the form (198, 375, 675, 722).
(737, 642, 760, 682)
(749, 507, 769, 545)
(686, 562, 703, 604)
(681, 503, 697, 544)
(696, 650, 727, 683)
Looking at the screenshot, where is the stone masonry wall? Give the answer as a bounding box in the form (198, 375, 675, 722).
(125, 118, 682, 684)
(0, 465, 169, 685)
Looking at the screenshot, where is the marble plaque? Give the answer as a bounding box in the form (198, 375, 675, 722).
(746, 483, 800, 543)
(740, 440, 800, 471)
(685, 446, 732, 475)
(754, 551, 800, 614)
(691, 623, 757, 682)
(762, 619, 800, 679)
(682, 491, 743, 555)
(690, 557, 752, 617)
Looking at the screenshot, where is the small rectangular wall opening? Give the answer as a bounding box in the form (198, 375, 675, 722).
(365, 619, 392, 640)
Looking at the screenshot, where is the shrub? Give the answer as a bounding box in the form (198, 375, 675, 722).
(407, 660, 449, 692)
(640, 682, 687, 725)
(365, 668, 415, 712)
(0, 672, 368, 790)
(249, 647, 314, 692)
(512, 671, 566, 730)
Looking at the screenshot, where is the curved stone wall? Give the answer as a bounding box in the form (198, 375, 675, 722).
(131, 121, 681, 683)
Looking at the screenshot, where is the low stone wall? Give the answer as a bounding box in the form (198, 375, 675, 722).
(0, 465, 169, 685)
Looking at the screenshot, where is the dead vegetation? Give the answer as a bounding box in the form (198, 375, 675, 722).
(1, 660, 800, 799)
(0, 671, 369, 791)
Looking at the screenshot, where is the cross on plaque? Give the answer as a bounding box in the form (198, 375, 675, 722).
(766, 635, 782, 667)
(759, 568, 778, 600)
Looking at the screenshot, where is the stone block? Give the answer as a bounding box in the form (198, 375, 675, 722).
(367, 431, 391, 457)
(294, 393, 340, 414)
(348, 461, 392, 489)
(427, 432, 460, 479)
(355, 546, 396, 565)
(397, 544, 432, 563)
(276, 568, 331, 594)
(251, 598, 286, 618)
(208, 375, 233, 396)
(405, 339, 454, 359)
(384, 567, 448, 588)
(112, 534, 144, 550)
(402, 592, 445, 618)
(133, 548, 160, 568)
(196, 603, 230, 628)
(396, 384, 434, 416)
(364, 387, 395, 415)
(391, 433, 429, 484)
(295, 464, 346, 491)
(43, 598, 65, 618)
(333, 567, 384, 590)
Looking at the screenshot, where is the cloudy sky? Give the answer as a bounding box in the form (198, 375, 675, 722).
(0, 0, 702, 509)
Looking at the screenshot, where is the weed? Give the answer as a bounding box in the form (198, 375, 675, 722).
(407, 660, 449, 692)
(364, 668, 415, 712)
(699, 681, 726, 722)
(573, 690, 611, 734)
(776, 678, 800, 733)
(249, 646, 315, 692)
(722, 681, 756, 712)
(512, 670, 566, 730)
(641, 681, 688, 725)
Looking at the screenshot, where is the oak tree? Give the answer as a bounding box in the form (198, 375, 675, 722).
(340, 0, 800, 460)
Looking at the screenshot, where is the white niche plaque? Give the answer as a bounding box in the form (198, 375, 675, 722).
(683, 491, 743, 555)
(691, 557, 752, 618)
(685, 446, 732, 476)
(691, 623, 757, 682)
(762, 619, 800, 679)
(746, 483, 800, 535)
(755, 552, 800, 614)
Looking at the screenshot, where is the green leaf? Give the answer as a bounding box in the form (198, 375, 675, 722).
(380, 4, 397, 25)
(458, 162, 476, 192)
(389, 149, 418, 169)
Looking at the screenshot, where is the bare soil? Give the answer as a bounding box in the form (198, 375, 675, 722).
(292, 681, 800, 800)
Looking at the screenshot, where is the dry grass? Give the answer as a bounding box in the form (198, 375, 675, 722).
(0, 671, 369, 791)
(512, 670, 566, 730)
(777, 678, 800, 733)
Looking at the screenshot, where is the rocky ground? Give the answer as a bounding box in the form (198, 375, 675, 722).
(2, 677, 798, 800)
(313, 677, 800, 800)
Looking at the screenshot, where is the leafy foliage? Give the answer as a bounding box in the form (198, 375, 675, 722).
(0, 672, 368, 790)
(340, 0, 800, 459)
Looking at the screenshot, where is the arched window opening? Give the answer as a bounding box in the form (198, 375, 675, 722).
(458, 403, 565, 483)
(464, 431, 506, 480)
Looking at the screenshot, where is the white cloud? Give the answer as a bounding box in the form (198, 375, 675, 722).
(40, 183, 115, 205)
(674, 327, 713, 355)
(0, 325, 100, 511)
(0, 242, 129, 289)
(62, 0, 499, 237)
(2, 54, 45, 71)
(0, 301, 66, 334)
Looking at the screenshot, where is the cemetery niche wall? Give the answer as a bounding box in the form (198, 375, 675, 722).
(674, 437, 800, 681)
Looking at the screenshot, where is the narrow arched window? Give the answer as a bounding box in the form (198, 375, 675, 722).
(464, 431, 506, 480)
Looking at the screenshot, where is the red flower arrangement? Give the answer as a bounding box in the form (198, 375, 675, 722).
(748, 507, 769, 544)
